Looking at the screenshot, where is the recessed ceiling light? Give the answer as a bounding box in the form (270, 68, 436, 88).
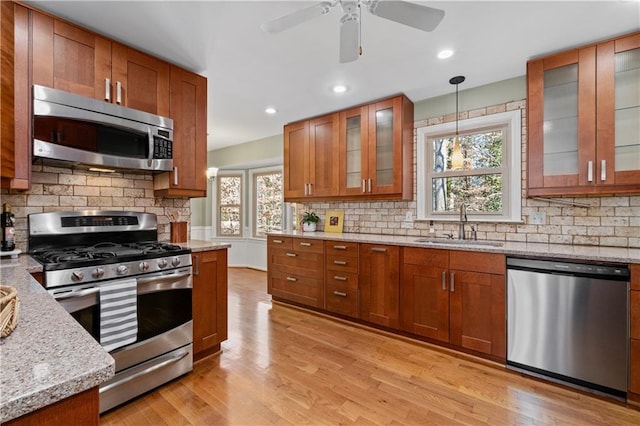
(332, 84, 348, 94)
(437, 49, 454, 59)
(265, 107, 277, 114)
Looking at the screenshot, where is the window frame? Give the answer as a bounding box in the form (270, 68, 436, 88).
(416, 110, 522, 222)
(249, 166, 284, 238)
(215, 171, 244, 237)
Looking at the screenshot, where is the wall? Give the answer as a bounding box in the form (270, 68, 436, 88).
(1, 164, 190, 252)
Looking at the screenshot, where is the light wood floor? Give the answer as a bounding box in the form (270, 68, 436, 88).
(101, 268, 640, 425)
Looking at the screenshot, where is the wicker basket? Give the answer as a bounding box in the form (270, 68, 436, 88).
(0, 285, 19, 338)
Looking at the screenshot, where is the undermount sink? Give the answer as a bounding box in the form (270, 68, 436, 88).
(414, 238, 504, 247)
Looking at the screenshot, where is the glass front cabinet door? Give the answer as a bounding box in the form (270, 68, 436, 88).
(527, 31, 640, 196)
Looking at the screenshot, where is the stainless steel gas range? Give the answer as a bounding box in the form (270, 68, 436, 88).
(28, 210, 193, 413)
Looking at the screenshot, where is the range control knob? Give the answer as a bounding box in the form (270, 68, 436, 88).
(71, 271, 84, 282)
(92, 267, 105, 279)
(157, 258, 168, 269)
(116, 265, 129, 275)
(171, 257, 181, 267)
(139, 261, 150, 272)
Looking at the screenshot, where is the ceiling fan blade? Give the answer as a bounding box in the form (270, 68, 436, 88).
(339, 16, 359, 63)
(368, 0, 445, 32)
(261, 2, 333, 34)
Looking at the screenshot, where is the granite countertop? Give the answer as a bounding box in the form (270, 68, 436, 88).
(182, 240, 232, 252)
(269, 231, 640, 263)
(0, 256, 115, 423)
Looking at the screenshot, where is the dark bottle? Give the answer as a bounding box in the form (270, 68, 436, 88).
(1, 203, 15, 251)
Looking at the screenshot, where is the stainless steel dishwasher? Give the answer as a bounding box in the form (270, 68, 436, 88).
(506, 257, 629, 398)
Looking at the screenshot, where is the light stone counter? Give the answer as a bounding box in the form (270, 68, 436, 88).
(182, 240, 231, 252)
(0, 255, 114, 423)
(269, 231, 640, 264)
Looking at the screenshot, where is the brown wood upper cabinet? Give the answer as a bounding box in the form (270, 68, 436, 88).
(284, 113, 340, 200)
(527, 31, 640, 196)
(339, 95, 414, 200)
(154, 66, 208, 197)
(401, 247, 506, 361)
(284, 94, 413, 202)
(31, 11, 170, 116)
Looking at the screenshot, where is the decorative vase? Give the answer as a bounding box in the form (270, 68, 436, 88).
(302, 222, 317, 232)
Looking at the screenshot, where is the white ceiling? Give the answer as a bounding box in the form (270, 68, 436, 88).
(26, 1, 640, 152)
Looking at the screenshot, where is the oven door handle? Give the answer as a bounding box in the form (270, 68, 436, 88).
(52, 287, 100, 300)
(137, 270, 192, 295)
(100, 350, 190, 393)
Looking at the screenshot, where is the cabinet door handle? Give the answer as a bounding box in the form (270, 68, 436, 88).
(362, 179, 366, 193)
(587, 161, 593, 182)
(194, 255, 199, 276)
(333, 275, 348, 281)
(116, 81, 122, 104)
(601, 160, 606, 182)
(173, 166, 179, 185)
(370, 247, 387, 253)
(333, 245, 347, 250)
(442, 271, 446, 290)
(286, 276, 297, 282)
(450, 272, 455, 292)
(308, 183, 312, 195)
(333, 260, 347, 265)
(368, 178, 372, 193)
(300, 242, 311, 247)
(105, 78, 111, 101)
(273, 239, 283, 244)
(333, 291, 347, 297)
(286, 252, 297, 257)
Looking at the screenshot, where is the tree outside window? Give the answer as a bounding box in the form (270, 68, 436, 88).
(254, 171, 283, 237)
(217, 174, 242, 236)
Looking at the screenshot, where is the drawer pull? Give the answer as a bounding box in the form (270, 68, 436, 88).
(333, 260, 347, 265)
(370, 247, 387, 253)
(333, 245, 347, 250)
(286, 276, 298, 282)
(286, 252, 297, 257)
(300, 242, 312, 247)
(333, 291, 347, 297)
(273, 239, 283, 244)
(333, 275, 348, 281)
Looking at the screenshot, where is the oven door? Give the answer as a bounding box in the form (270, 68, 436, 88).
(51, 266, 193, 363)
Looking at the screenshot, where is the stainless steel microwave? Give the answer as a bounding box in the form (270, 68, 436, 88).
(32, 85, 173, 172)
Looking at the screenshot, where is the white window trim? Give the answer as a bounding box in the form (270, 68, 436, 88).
(416, 110, 522, 222)
(214, 170, 245, 237)
(249, 165, 284, 239)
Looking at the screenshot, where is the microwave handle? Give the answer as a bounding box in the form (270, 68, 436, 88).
(147, 127, 154, 167)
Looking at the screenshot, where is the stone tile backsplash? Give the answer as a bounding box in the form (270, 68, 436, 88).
(1, 164, 190, 252)
(299, 99, 640, 249)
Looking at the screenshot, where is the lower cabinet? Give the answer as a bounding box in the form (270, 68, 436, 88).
(359, 244, 400, 329)
(630, 264, 640, 403)
(267, 236, 324, 308)
(5, 387, 99, 426)
(192, 249, 228, 361)
(325, 241, 359, 318)
(401, 248, 506, 360)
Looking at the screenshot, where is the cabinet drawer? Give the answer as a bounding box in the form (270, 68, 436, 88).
(449, 251, 505, 275)
(326, 272, 359, 317)
(325, 241, 358, 256)
(268, 236, 293, 250)
(269, 250, 324, 275)
(326, 254, 358, 273)
(292, 238, 324, 254)
(269, 268, 323, 308)
(403, 247, 449, 268)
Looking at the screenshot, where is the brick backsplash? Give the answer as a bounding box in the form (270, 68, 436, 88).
(300, 99, 640, 249)
(1, 164, 190, 252)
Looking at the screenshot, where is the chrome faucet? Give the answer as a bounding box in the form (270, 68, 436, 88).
(458, 203, 467, 240)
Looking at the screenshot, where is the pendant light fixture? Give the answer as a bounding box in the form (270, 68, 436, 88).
(449, 75, 465, 169)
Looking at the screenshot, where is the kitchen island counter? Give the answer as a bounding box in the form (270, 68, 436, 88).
(268, 231, 640, 264)
(182, 240, 231, 252)
(0, 256, 114, 423)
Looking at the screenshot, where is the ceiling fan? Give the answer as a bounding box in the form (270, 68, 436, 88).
(261, 0, 445, 63)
